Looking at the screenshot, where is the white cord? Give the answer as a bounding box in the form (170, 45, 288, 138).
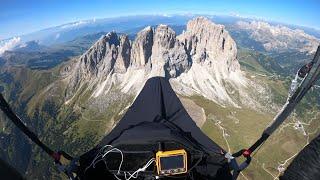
(84, 145, 123, 174)
(114, 158, 155, 180)
(101, 147, 124, 174)
(85, 145, 155, 180)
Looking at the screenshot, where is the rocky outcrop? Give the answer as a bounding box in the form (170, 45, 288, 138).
(66, 17, 247, 106)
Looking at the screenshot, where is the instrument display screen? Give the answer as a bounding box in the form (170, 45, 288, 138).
(156, 149, 187, 175)
(160, 155, 184, 170)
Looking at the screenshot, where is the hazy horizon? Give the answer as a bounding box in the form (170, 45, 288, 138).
(1, 0, 319, 40)
(1, 13, 320, 42)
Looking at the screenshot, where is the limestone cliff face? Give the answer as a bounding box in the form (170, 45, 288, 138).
(178, 17, 239, 74)
(150, 24, 190, 77)
(115, 35, 131, 73)
(66, 17, 247, 106)
(171, 17, 244, 106)
(78, 32, 130, 77)
(131, 26, 153, 67)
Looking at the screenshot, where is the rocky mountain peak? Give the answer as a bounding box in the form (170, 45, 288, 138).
(79, 31, 130, 77)
(68, 17, 246, 106)
(185, 16, 223, 32)
(154, 24, 176, 49)
(179, 16, 238, 73)
(150, 24, 189, 77)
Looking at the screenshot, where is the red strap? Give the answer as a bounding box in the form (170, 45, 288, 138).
(242, 149, 252, 158)
(51, 152, 61, 162)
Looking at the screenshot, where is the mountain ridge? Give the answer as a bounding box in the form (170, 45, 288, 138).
(62, 17, 251, 107)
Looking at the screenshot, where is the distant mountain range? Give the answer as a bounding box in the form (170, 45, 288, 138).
(1, 14, 319, 55)
(236, 20, 319, 53)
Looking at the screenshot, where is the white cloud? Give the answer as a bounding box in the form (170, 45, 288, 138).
(161, 13, 172, 17)
(0, 37, 21, 55)
(60, 20, 88, 29)
(55, 33, 60, 40)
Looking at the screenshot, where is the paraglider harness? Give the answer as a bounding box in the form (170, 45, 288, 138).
(0, 45, 319, 180)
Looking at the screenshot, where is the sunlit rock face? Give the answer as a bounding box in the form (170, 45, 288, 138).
(66, 17, 247, 106)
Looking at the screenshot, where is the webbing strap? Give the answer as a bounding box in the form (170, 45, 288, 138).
(0, 94, 77, 178)
(0, 94, 54, 156)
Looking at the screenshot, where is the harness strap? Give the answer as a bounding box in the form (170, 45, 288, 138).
(0, 94, 76, 178)
(0, 94, 55, 156)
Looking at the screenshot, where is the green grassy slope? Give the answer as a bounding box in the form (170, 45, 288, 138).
(190, 49, 320, 179)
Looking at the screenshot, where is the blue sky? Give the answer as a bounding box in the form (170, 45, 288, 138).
(0, 0, 319, 40)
